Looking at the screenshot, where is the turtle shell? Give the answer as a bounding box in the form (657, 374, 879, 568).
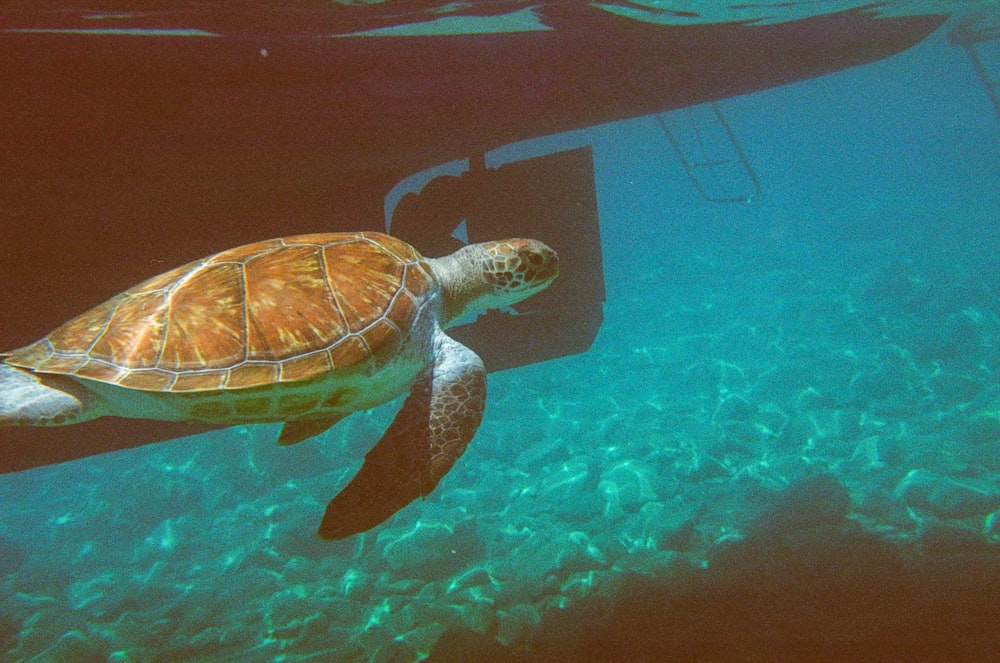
(5, 232, 436, 392)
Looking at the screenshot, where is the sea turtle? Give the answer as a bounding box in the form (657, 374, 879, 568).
(0, 231, 558, 539)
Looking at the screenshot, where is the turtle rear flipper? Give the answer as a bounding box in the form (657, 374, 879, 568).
(317, 333, 486, 540)
(0, 363, 93, 426)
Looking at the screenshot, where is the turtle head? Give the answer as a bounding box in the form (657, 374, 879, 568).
(432, 238, 559, 325)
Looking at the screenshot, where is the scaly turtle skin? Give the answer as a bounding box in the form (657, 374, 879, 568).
(0, 231, 558, 539)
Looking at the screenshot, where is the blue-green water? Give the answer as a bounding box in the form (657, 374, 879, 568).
(4, 15, 1000, 663)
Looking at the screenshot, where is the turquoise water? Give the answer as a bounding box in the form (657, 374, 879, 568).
(4, 15, 1000, 663)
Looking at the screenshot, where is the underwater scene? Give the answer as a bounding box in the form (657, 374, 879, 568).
(3, 2, 1000, 662)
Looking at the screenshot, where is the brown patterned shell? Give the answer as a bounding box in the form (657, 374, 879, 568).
(5, 232, 436, 392)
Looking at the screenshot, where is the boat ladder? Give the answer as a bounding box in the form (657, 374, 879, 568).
(656, 101, 761, 204)
(949, 12, 1000, 119)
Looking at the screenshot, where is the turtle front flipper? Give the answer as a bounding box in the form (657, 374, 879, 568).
(317, 333, 486, 540)
(277, 415, 346, 446)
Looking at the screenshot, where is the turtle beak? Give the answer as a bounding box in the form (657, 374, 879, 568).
(518, 240, 559, 289)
